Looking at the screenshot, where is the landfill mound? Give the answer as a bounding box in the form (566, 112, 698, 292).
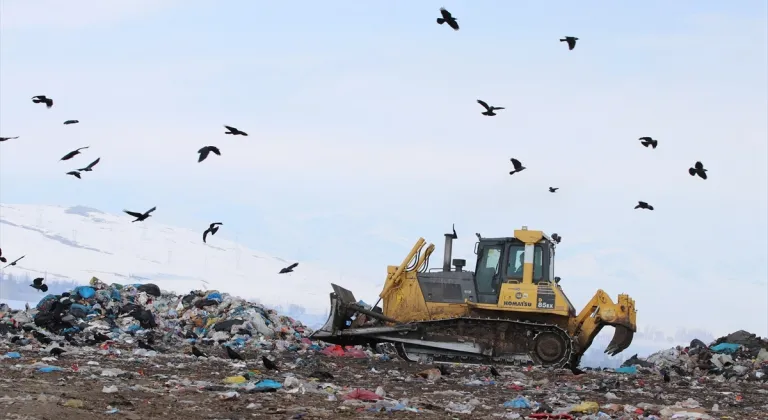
(619, 330, 768, 382)
(1, 277, 312, 346)
(1, 279, 767, 419)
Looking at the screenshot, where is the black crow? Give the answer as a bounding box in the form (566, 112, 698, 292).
(477, 99, 504, 116)
(198, 146, 221, 162)
(279, 262, 299, 274)
(224, 125, 248, 136)
(436, 8, 459, 31)
(32, 95, 54, 108)
(560, 36, 579, 50)
(688, 161, 707, 180)
(509, 158, 526, 175)
(123, 206, 156, 222)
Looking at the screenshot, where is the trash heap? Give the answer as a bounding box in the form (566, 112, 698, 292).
(620, 330, 768, 382)
(2, 285, 767, 418)
(0, 277, 313, 349)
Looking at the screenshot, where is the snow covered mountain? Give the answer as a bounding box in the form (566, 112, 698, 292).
(0, 204, 381, 322)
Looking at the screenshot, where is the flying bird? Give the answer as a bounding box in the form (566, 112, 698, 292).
(3, 255, 25, 268)
(477, 99, 504, 116)
(123, 206, 157, 222)
(262, 355, 278, 370)
(191, 345, 209, 358)
(31, 95, 53, 108)
(0, 248, 6, 263)
(638, 137, 658, 149)
(77, 157, 101, 172)
(688, 161, 707, 180)
(436, 7, 459, 31)
(549, 187, 559, 193)
(0, 136, 19, 142)
(509, 158, 526, 175)
(551, 233, 562, 244)
(560, 36, 579, 50)
(224, 125, 248, 136)
(31, 277, 48, 293)
(63, 120, 79, 125)
(203, 222, 223, 243)
(60, 147, 89, 161)
(197, 146, 221, 162)
(224, 345, 244, 361)
(66, 171, 81, 179)
(279, 262, 299, 274)
(634, 201, 654, 211)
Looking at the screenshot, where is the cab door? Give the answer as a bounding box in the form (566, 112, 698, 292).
(474, 240, 505, 304)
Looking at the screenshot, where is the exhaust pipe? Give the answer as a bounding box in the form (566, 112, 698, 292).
(443, 233, 453, 272)
(443, 224, 458, 272)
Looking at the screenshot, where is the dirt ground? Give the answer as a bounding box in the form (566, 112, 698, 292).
(1, 344, 767, 420)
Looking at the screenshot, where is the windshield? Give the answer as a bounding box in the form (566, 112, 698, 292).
(507, 244, 544, 282)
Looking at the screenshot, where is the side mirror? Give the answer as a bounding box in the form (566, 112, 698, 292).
(474, 242, 479, 255)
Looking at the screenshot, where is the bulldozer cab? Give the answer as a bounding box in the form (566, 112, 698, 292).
(474, 235, 551, 304)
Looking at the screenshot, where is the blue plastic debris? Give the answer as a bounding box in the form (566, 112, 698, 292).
(38, 366, 63, 373)
(615, 366, 638, 374)
(73, 286, 96, 299)
(504, 396, 531, 409)
(60, 327, 81, 335)
(254, 379, 282, 392)
(206, 292, 223, 302)
(710, 343, 740, 354)
(4, 352, 21, 359)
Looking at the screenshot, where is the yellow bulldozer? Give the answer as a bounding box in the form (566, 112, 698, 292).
(311, 226, 637, 368)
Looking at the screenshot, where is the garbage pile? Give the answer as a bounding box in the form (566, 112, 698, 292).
(621, 330, 768, 382)
(1, 284, 767, 419)
(0, 277, 312, 350)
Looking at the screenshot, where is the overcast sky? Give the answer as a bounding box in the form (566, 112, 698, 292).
(1, 0, 766, 338)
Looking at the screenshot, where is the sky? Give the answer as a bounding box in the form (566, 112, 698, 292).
(0, 1, 766, 338)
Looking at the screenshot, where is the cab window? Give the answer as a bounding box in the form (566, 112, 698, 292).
(506, 245, 525, 278)
(506, 244, 544, 282)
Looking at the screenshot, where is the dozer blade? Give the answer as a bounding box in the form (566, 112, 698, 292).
(604, 325, 634, 356)
(310, 284, 358, 340)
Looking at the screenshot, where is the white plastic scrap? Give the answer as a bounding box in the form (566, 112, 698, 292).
(445, 401, 475, 414)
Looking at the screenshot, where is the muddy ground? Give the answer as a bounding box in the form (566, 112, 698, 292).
(1, 344, 767, 419)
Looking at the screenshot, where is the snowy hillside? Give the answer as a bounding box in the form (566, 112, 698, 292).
(0, 204, 381, 318)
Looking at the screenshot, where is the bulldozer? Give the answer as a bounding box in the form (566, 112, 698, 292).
(311, 226, 637, 368)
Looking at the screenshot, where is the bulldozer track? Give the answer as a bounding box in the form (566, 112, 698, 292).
(386, 316, 575, 368)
